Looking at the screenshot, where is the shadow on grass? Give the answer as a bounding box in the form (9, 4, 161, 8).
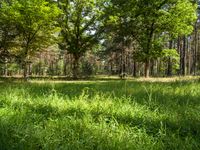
(0, 100, 200, 150)
(1, 79, 200, 149)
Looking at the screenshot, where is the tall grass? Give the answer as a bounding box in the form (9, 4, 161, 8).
(0, 79, 200, 149)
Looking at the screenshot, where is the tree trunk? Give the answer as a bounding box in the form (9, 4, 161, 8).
(180, 36, 186, 76)
(192, 22, 198, 75)
(119, 49, 126, 79)
(133, 61, 137, 77)
(119, 50, 124, 79)
(167, 40, 173, 76)
(4, 59, 8, 77)
(28, 64, 32, 76)
(186, 37, 190, 75)
(150, 60, 154, 76)
(177, 36, 181, 75)
(23, 62, 28, 80)
(72, 54, 80, 79)
(154, 60, 158, 77)
(50, 61, 54, 76)
(63, 54, 67, 76)
(167, 57, 172, 76)
(145, 59, 150, 78)
(39, 62, 42, 76)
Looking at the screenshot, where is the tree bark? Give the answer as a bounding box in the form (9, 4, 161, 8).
(72, 54, 80, 79)
(28, 63, 32, 76)
(145, 59, 150, 78)
(119, 49, 125, 79)
(23, 62, 28, 80)
(133, 61, 137, 77)
(4, 59, 8, 77)
(180, 36, 186, 76)
(150, 60, 155, 76)
(167, 40, 173, 76)
(63, 54, 67, 76)
(23, 45, 29, 80)
(192, 23, 198, 75)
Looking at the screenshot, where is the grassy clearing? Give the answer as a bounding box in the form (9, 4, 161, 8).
(0, 78, 200, 149)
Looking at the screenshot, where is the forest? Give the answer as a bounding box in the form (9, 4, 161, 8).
(1, 0, 200, 150)
(0, 0, 199, 79)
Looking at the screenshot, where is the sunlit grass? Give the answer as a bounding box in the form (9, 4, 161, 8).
(0, 78, 200, 149)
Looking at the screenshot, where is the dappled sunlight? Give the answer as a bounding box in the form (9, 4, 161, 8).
(0, 80, 200, 149)
(30, 80, 108, 84)
(135, 76, 200, 83)
(0, 0, 199, 149)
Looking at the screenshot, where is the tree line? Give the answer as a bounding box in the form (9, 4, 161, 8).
(0, 0, 199, 79)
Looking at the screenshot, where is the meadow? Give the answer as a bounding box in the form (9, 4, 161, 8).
(0, 78, 200, 150)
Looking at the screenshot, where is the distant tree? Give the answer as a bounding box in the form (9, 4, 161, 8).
(109, 0, 197, 77)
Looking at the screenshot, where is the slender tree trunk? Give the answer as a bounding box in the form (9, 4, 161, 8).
(167, 57, 172, 76)
(192, 22, 198, 75)
(70, 54, 73, 75)
(180, 36, 186, 76)
(23, 62, 28, 80)
(110, 61, 113, 75)
(145, 59, 150, 78)
(157, 59, 160, 77)
(23, 45, 30, 80)
(186, 37, 190, 75)
(28, 64, 32, 76)
(177, 37, 181, 75)
(133, 61, 137, 77)
(119, 49, 125, 79)
(167, 40, 173, 76)
(39, 63, 42, 76)
(4, 59, 8, 77)
(150, 60, 154, 76)
(154, 60, 158, 77)
(120, 51, 123, 78)
(63, 54, 67, 76)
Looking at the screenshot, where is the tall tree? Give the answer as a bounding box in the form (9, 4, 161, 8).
(109, 0, 197, 77)
(0, 0, 19, 64)
(58, 0, 105, 79)
(8, 0, 60, 79)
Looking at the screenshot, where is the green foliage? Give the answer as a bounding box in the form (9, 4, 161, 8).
(0, 0, 61, 66)
(58, 0, 104, 56)
(162, 49, 180, 70)
(165, 0, 197, 37)
(162, 49, 179, 59)
(58, 0, 105, 78)
(0, 0, 199, 77)
(15, 0, 61, 59)
(108, 0, 197, 62)
(0, 0, 19, 63)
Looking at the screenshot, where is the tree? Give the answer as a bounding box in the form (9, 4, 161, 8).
(7, 0, 60, 79)
(0, 0, 22, 76)
(58, 0, 104, 79)
(0, 0, 19, 64)
(109, 0, 197, 77)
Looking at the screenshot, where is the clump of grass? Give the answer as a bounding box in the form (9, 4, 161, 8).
(0, 79, 200, 149)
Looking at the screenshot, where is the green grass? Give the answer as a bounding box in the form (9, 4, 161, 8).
(0, 79, 200, 149)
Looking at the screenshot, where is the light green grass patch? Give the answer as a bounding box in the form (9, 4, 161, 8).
(0, 79, 200, 149)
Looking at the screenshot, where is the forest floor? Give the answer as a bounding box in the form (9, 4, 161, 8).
(0, 77, 200, 149)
